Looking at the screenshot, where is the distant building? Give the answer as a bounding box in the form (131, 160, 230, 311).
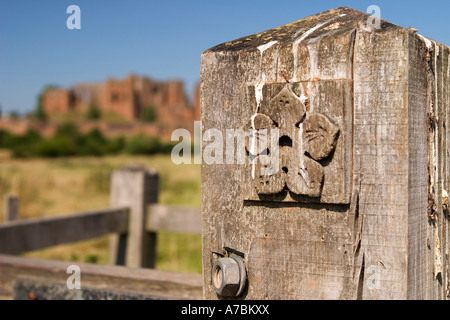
(42, 74, 200, 127)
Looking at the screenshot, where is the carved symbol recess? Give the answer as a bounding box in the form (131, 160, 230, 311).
(246, 85, 339, 198)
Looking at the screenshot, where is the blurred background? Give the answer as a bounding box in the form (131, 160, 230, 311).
(1, 0, 449, 274)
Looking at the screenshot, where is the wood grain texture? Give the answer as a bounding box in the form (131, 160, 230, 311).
(405, 32, 450, 300)
(353, 27, 409, 300)
(407, 31, 430, 300)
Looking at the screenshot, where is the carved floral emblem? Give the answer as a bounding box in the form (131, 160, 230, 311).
(246, 85, 339, 198)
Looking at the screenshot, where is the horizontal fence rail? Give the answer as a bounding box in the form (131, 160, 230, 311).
(0, 254, 203, 300)
(146, 205, 201, 234)
(0, 205, 201, 255)
(0, 207, 129, 255)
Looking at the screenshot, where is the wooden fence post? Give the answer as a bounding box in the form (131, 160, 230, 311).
(201, 7, 450, 299)
(3, 196, 19, 222)
(109, 165, 159, 268)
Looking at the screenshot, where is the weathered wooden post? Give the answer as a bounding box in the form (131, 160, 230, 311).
(109, 165, 159, 268)
(201, 7, 450, 299)
(3, 195, 19, 222)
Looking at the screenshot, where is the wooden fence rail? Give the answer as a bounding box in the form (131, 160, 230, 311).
(0, 205, 201, 256)
(147, 205, 202, 234)
(0, 207, 129, 255)
(0, 254, 203, 300)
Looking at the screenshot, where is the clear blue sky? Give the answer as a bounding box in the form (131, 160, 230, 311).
(1, 0, 450, 114)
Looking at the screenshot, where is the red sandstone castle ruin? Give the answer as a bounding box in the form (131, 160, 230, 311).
(0, 74, 200, 140)
(42, 74, 200, 127)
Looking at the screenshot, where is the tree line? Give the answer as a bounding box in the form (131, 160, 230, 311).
(0, 123, 174, 158)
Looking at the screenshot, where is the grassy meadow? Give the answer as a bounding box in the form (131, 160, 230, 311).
(0, 152, 202, 274)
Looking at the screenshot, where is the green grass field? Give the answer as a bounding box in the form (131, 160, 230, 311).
(0, 153, 202, 274)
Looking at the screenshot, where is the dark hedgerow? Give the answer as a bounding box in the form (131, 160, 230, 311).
(0, 124, 174, 158)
